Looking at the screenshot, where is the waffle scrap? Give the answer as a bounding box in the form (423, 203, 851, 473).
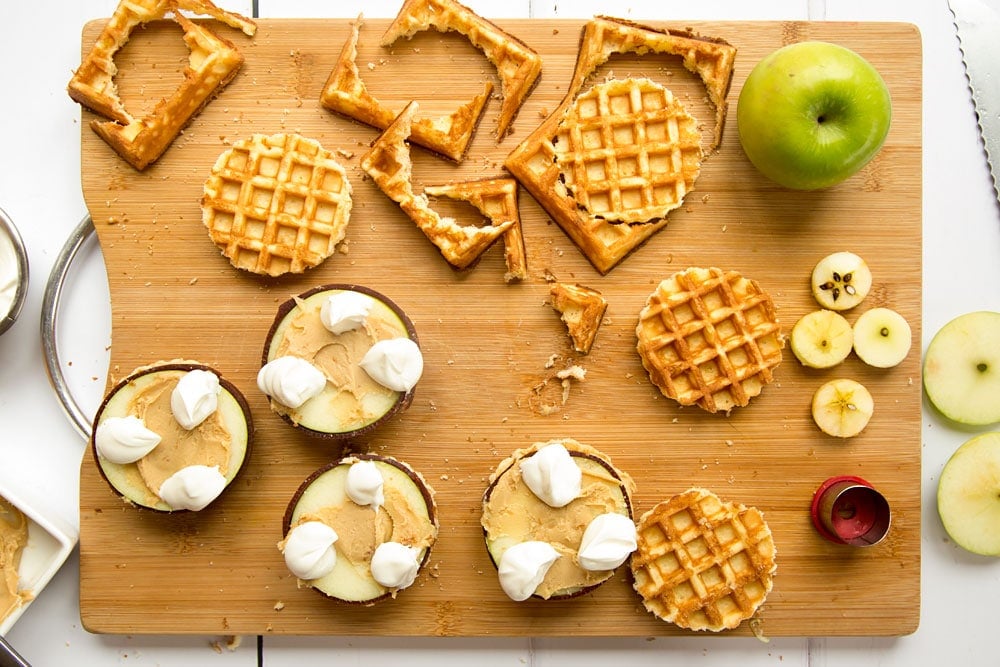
(505, 16, 736, 274)
(201, 133, 353, 276)
(360, 102, 515, 270)
(320, 17, 492, 162)
(381, 0, 542, 139)
(630, 488, 777, 632)
(67, 0, 256, 170)
(553, 78, 702, 225)
(635, 267, 783, 414)
(423, 178, 527, 282)
(549, 283, 608, 354)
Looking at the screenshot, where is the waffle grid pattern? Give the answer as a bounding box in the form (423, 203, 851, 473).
(631, 488, 776, 632)
(553, 79, 702, 224)
(202, 134, 352, 276)
(636, 267, 783, 413)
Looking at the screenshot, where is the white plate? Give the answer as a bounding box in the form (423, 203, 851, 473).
(0, 481, 78, 636)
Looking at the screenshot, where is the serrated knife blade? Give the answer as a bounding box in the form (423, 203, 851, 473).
(951, 0, 1000, 204)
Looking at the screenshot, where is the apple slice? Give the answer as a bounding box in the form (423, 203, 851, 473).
(281, 454, 438, 604)
(789, 309, 853, 369)
(261, 284, 420, 439)
(481, 439, 635, 600)
(937, 432, 1000, 556)
(811, 378, 874, 438)
(853, 307, 912, 368)
(91, 361, 252, 512)
(923, 311, 1000, 425)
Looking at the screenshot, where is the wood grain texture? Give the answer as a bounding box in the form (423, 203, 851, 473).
(77, 17, 922, 637)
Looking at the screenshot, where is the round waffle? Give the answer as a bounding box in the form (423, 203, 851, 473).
(553, 77, 702, 225)
(635, 266, 784, 414)
(630, 487, 777, 632)
(201, 133, 353, 276)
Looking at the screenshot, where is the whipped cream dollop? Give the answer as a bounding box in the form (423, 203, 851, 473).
(359, 338, 423, 392)
(170, 369, 221, 430)
(577, 512, 638, 571)
(370, 541, 421, 590)
(320, 291, 374, 334)
(257, 355, 326, 408)
(497, 541, 560, 602)
(282, 521, 339, 580)
(157, 464, 227, 511)
(94, 415, 161, 464)
(346, 459, 385, 512)
(519, 443, 582, 508)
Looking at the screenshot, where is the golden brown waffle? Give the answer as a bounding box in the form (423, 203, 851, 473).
(381, 0, 542, 139)
(67, 0, 256, 170)
(504, 16, 736, 274)
(553, 78, 702, 225)
(631, 488, 777, 632)
(360, 102, 514, 270)
(320, 17, 492, 162)
(423, 178, 527, 282)
(635, 267, 783, 414)
(549, 283, 607, 354)
(201, 133, 353, 277)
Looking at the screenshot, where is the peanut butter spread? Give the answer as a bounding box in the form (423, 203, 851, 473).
(298, 483, 436, 577)
(0, 497, 28, 622)
(482, 441, 635, 598)
(273, 294, 408, 430)
(124, 372, 231, 504)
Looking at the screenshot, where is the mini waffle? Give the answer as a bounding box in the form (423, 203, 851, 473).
(360, 102, 514, 270)
(630, 488, 777, 632)
(423, 178, 527, 282)
(635, 267, 783, 414)
(382, 0, 543, 139)
(505, 16, 736, 274)
(553, 78, 702, 225)
(549, 283, 607, 354)
(201, 133, 353, 276)
(320, 17, 492, 162)
(67, 0, 256, 170)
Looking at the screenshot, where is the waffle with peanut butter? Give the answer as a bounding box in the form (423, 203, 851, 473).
(360, 102, 514, 270)
(67, 0, 256, 170)
(201, 133, 353, 276)
(635, 267, 783, 414)
(631, 488, 777, 632)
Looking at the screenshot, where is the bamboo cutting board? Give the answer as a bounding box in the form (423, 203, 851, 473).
(77, 17, 922, 637)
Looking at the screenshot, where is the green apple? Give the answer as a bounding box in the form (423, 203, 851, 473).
(937, 432, 1000, 556)
(737, 41, 891, 190)
(923, 311, 1000, 425)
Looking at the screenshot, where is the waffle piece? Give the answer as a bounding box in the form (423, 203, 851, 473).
(381, 0, 542, 139)
(635, 267, 783, 414)
(360, 102, 514, 270)
(549, 283, 607, 354)
(554, 78, 702, 225)
(631, 488, 776, 632)
(320, 17, 492, 162)
(67, 0, 256, 170)
(201, 133, 353, 276)
(505, 16, 736, 274)
(424, 178, 527, 282)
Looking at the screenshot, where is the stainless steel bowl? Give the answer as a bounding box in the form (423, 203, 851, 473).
(0, 207, 28, 336)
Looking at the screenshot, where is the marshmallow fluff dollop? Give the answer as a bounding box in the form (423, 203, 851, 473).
(346, 459, 385, 511)
(171, 369, 221, 430)
(498, 541, 561, 601)
(577, 512, 638, 571)
(157, 464, 228, 511)
(519, 442, 582, 508)
(282, 520, 340, 580)
(94, 415, 161, 464)
(360, 338, 424, 392)
(257, 355, 327, 408)
(370, 542, 421, 590)
(320, 291, 375, 334)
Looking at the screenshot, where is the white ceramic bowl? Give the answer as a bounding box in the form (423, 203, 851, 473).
(0, 482, 77, 636)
